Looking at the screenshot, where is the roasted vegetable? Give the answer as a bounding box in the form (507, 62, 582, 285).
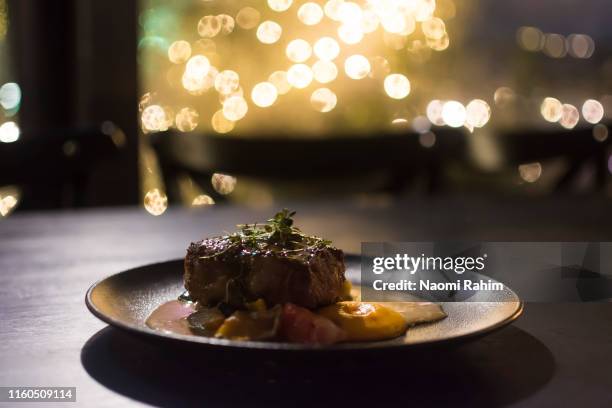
(187, 308, 226, 336)
(279, 303, 347, 345)
(318, 301, 407, 341)
(215, 305, 281, 341)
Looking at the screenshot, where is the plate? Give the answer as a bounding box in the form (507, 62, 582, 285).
(86, 255, 522, 351)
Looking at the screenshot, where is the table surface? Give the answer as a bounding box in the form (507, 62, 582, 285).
(1, 197, 612, 407)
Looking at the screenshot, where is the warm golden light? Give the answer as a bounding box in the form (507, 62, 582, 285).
(519, 163, 542, 183)
(185, 55, 211, 77)
(540, 97, 563, 122)
(141, 105, 168, 133)
(383, 74, 410, 99)
(287, 64, 314, 88)
(312, 60, 338, 84)
(286, 39, 312, 63)
(268, 0, 293, 12)
(441, 101, 466, 128)
(268, 71, 292, 95)
(344, 55, 370, 79)
(144, 188, 168, 216)
(298, 2, 324, 25)
(175, 107, 199, 132)
(197, 15, 221, 38)
(338, 24, 364, 44)
(517, 26, 544, 52)
(310, 88, 337, 113)
(192, 194, 215, 206)
(222, 96, 248, 121)
(313, 37, 340, 61)
(559, 104, 579, 129)
(426, 100, 445, 126)
(214, 70, 240, 95)
(421, 17, 446, 39)
(465, 99, 491, 128)
(211, 173, 237, 195)
(217, 14, 235, 35)
(211, 110, 235, 133)
(324, 0, 344, 21)
(236, 7, 261, 29)
(257, 21, 282, 44)
(168, 40, 192, 64)
(251, 82, 278, 108)
(338, 2, 363, 24)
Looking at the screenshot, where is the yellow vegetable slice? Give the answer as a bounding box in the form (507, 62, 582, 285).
(318, 301, 407, 342)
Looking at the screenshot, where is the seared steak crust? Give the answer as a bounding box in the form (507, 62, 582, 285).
(184, 236, 346, 309)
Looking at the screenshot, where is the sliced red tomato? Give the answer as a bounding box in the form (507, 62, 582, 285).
(279, 303, 347, 345)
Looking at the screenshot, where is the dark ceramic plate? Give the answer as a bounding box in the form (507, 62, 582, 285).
(86, 256, 522, 351)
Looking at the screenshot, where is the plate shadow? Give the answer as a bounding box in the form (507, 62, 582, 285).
(81, 324, 555, 408)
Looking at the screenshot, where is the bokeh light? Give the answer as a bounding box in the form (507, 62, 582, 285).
(217, 14, 235, 35)
(211, 173, 237, 195)
(582, 99, 604, 124)
(516, 26, 544, 52)
(192, 194, 215, 206)
(251, 82, 278, 108)
(559, 104, 579, 129)
(338, 24, 364, 44)
(222, 96, 248, 121)
(312, 60, 338, 84)
(419, 132, 436, 148)
(313, 37, 340, 61)
(141, 105, 168, 132)
(593, 124, 608, 142)
(383, 74, 410, 99)
(518, 163, 542, 183)
(211, 110, 235, 133)
(214, 70, 240, 95)
(441, 101, 466, 128)
(465, 99, 491, 128)
(257, 21, 282, 44)
(236, 7, 261, 29)
(0, 83, 22, 110)
(268, 0, 293, 12)
(0, 121, 20, 143)
(540, 97, 563, 122)
(197, 15, 221, 38)
(286, 39, 312, 63)
(426, 100, 445, 126)
(268, 71, 292, 95)
(168, 40, 191, 64)
(310, 88, 337, 112)
(185, 55, 211, 77)
(175, 107, 199, 132)
(422, 17, 446, 40)
(344, 55, 370, 79)
(287, 64, 314, 88)
(298, 3, 324, 26)
(144, 188, 168, 216)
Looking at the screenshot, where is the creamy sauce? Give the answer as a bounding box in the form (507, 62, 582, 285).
(146, 287, 446, 340)
(145, 300, 197, 335)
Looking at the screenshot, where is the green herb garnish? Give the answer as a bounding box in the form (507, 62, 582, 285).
(200, 209, 332, 260)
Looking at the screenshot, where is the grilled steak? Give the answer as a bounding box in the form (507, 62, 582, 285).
(184, 210, 346, 309)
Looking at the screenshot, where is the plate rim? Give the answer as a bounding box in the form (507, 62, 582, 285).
(85, 258, 523, 351)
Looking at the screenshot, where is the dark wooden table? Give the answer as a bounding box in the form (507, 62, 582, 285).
(1, 198, 612, 407)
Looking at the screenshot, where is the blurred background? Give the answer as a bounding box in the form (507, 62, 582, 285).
(0, 0, 611, 217)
